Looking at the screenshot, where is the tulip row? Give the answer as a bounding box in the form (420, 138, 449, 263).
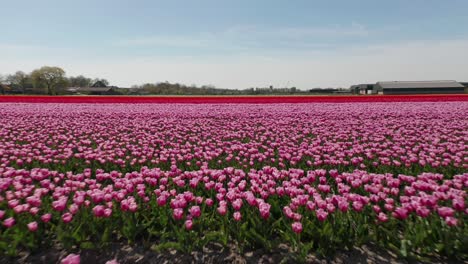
(1, 94, 468, 104)
(0, 166, 466, 258)
(0, 103, 466, 177)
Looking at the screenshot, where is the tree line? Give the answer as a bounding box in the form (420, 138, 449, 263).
(0, 66, 108, 95)
(129, 83, 296, 95)
(1, 66, 307, 95)
(128, 83, 304, 95)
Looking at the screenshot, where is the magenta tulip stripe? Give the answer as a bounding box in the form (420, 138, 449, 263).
(0, 102, 467, 259)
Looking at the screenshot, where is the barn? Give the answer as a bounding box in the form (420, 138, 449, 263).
(0, 84, 11, 94)
(375, 81, 466, 95)
(75, 87, 120, 95)
(349, 84, 376, 95)
(66, 81, 122, 95)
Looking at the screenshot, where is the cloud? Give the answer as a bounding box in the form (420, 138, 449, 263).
(69, 38, 468, 89)
(1, 38, 468, 90)
(224, 22, 368, 39)
(115, 34, 218, 48)
(113, 23, 370, 51)
(0, 44, 41, 51)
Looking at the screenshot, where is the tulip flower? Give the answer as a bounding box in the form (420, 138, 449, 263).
(189, 206, 201, 218)
(41, 213, 52, 223)
(3, 217, 15, 228)
(61, 253, 80, 264)
(27, 221, 38, 232)
(62, 213, 73, 223)
(233, 211, 242, 221)
(173, 208, 184, 220)
(185, 219, 193, 230)
(292, 222, 303, 234)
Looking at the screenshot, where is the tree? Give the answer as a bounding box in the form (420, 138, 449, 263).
(69, 75, 92, 87)
(92, 78, 109, 86)
(7, 71, 31, 94)
(31, 66, 66, 95)
(0, 74, 5, 94)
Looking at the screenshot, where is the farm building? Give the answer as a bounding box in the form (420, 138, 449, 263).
(0, 84, 11, 94)
(67, 81, 121, 95)
(66, 86, 121, 95)
(374, 81, 466, 95)
(310, 88, 342, 94)
(73, 87, 120, 95)
(349, 84, 376, 95)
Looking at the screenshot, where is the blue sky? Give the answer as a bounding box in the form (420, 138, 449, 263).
(1, 0, 468, 89)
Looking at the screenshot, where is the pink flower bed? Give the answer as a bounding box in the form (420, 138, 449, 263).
(0, 102, 466, 259)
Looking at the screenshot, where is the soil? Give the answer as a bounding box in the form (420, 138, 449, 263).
(1, 242, 465, 264)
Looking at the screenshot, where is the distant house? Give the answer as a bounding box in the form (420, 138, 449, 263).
(375, 81, 466, 95)
(458, 82, 468, 94)
(350, 84, 376, 95)
(309, 88, 350, 94)
(67, 81, 121, 95)
(76, 87, 120, 95)
(0, 84, 11, 94)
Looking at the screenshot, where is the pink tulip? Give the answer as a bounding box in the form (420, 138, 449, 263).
(69, 204, 79, 215)
(384, 203, 394, 212)
(104, 208, 112, 217)
(29, 207, 40, 215)
(306, 201, 315, 211)
(393, 207, 409, 220)
(316, 209, 328, 222)
(283, 206, 294, 219)
(291, 222, 303, 234)
(217, 205, 227, 216)
(377, 212, 388, 223)
(62, 213, 73, 223)
(93, 205, 105, 217)
(61, 253, 80, 264)
(372, 205, 381, 214)
(232, 199, 243, 211)
(8, 199, 19, 209)
(437, 207, 455, 218)
(41, 213, 52, 223)
(352, 201, 364, 212)
(27, 221, 38, 232)
(185, 219, 193, 230)
(233, 211, 242, 221)
(338, 201, 349, 212)
(452, 198, 465, 211)
(205, 198, 214, 207)
(445, 216, 458, 227)
(189, 206, 201, 218)
(416, 207, 431, 218)
(258, 202, 271, 220)
(157, 196, 167, 206)
(3, 217, 15, 228)
(173, 208, 184, 220)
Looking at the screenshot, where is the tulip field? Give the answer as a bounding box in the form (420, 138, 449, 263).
(0, 96, 467, 262)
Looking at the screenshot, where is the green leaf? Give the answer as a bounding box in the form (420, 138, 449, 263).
(80, 241, 95, 249)
(151, 242, 183, 252)
(246, 228, 270, 249)
(400, 240, 408, 257)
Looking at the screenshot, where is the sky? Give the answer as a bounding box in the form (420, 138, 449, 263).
(1, 0, 468, 89)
